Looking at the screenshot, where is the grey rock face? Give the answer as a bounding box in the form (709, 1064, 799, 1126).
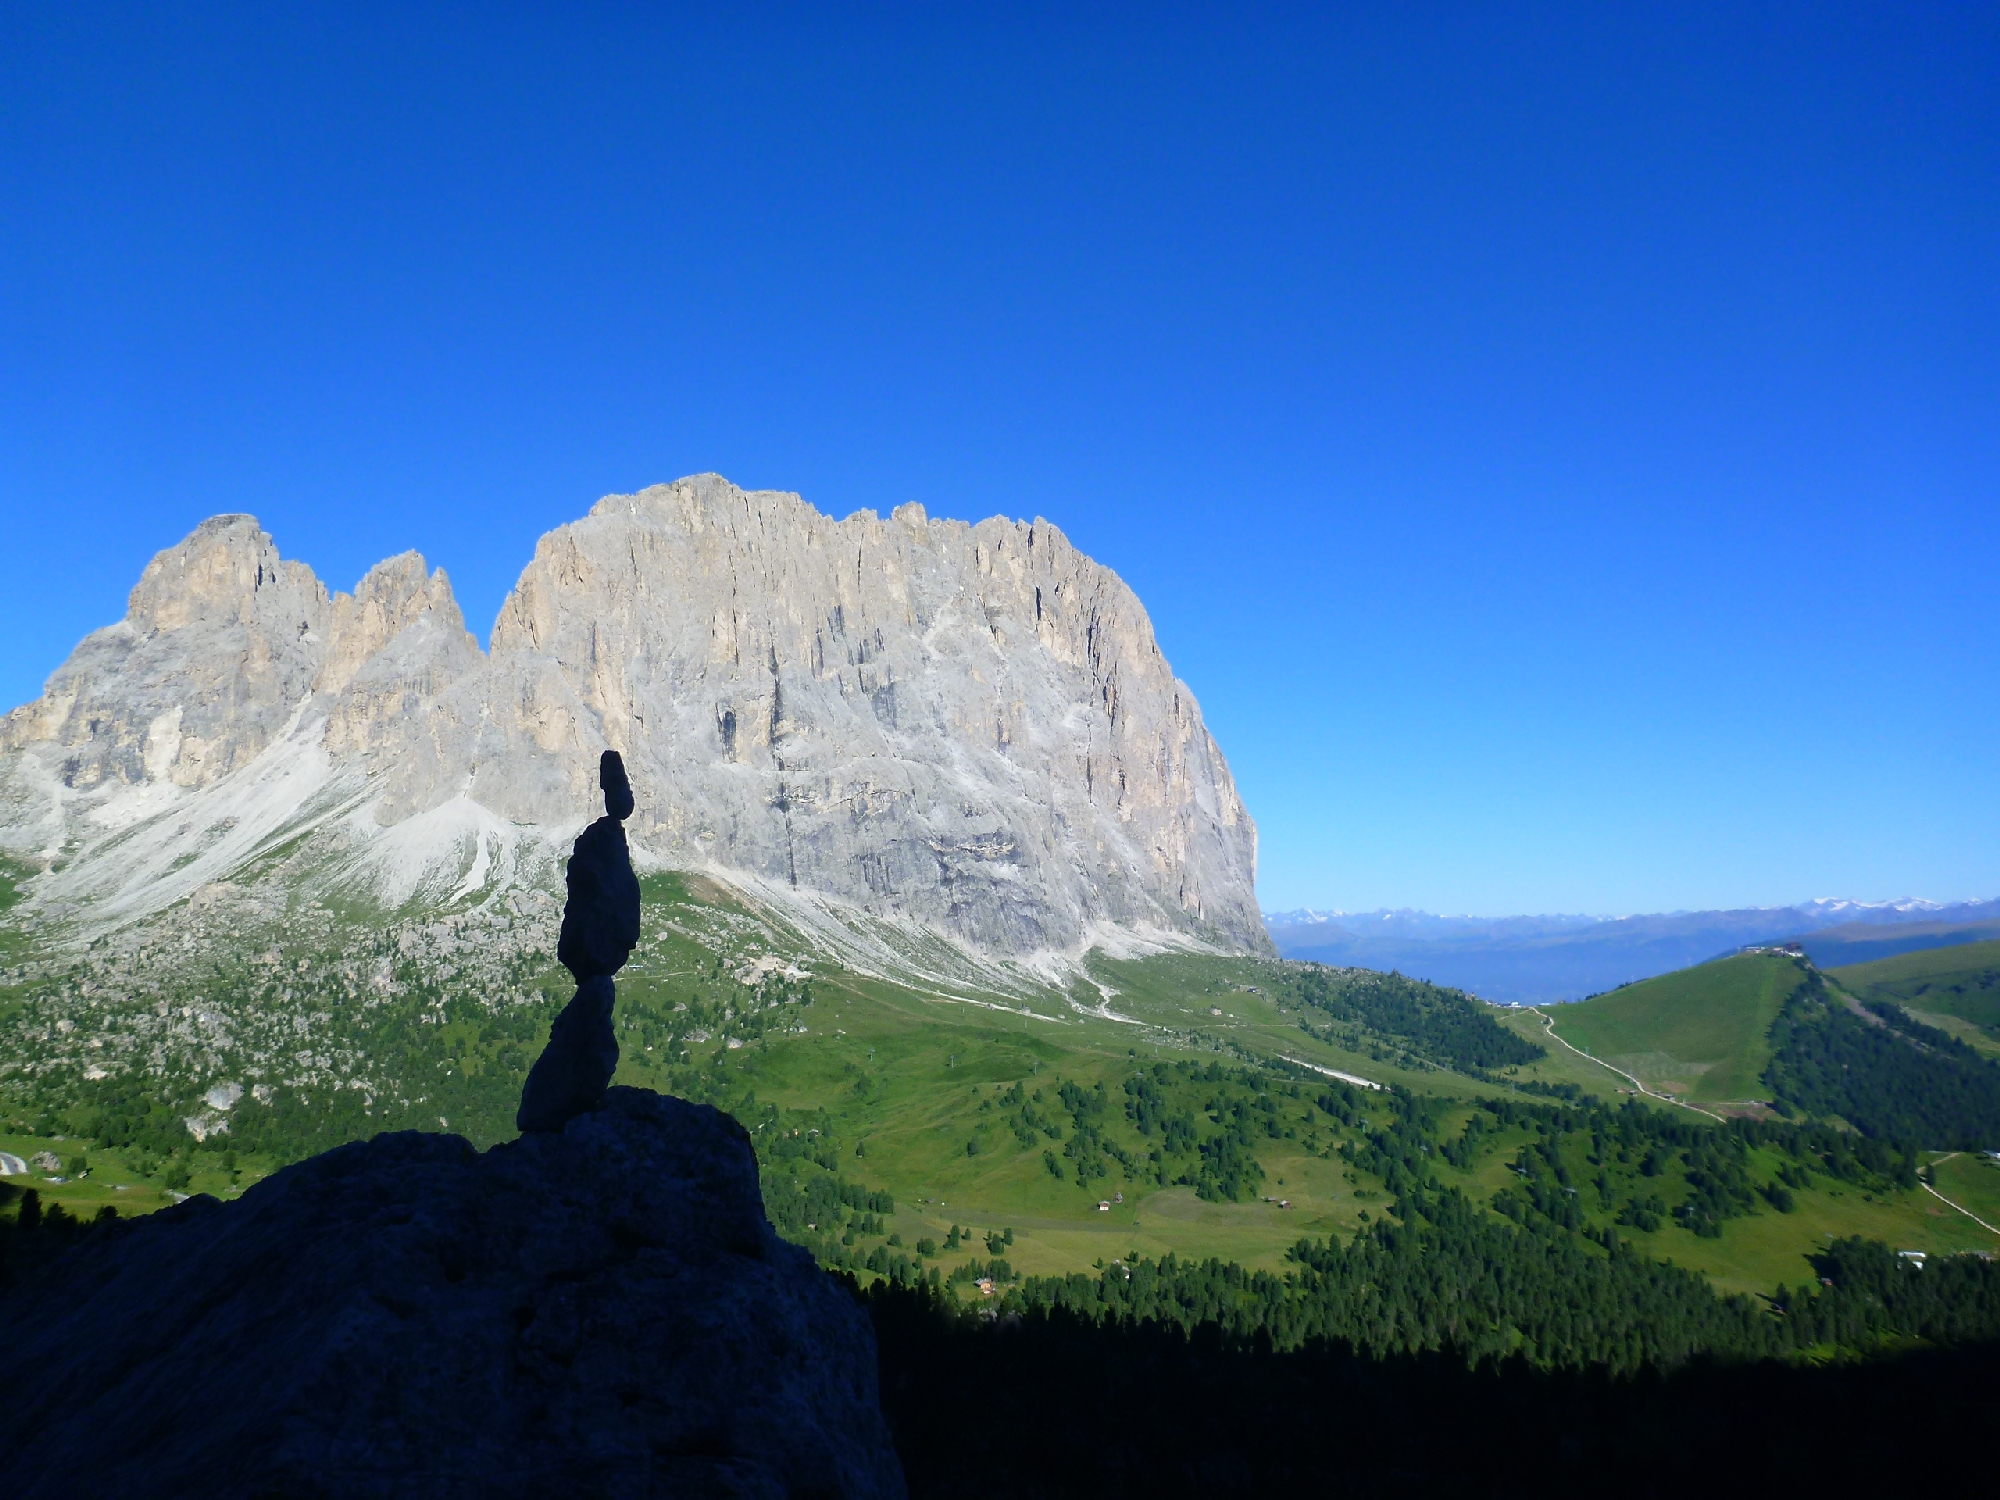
(0, 476, 1268, 958)
(0, 515, 331, 792)
(0, 1088, 907, 1499)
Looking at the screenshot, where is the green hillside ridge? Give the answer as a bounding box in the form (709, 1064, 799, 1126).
(1799, 919, 2000, 969)
(1927, 1152, 2000, 1230)
(1547, 952, 1803, 1104)
(1545, 949, 2000, 1150)
(1830, 940, 2000, 1055)
(6, 876, 1997, 1318)
(1763, 972, 2000, 1149)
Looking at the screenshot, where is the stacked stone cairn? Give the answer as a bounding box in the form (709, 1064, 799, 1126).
(516, 750, 642, 1134)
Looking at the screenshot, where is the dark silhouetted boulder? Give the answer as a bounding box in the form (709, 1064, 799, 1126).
(0, 1088, 907, 1499)
(556, 816, 642, 981)
(515, 975, 620, 1134)
(600, 747, 636, 821)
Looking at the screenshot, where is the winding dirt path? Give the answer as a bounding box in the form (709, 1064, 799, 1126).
(1522, 1022, 2000, 1236)
(1920, 1153, 2000, 1236)
(1525, 1008, 1728, 1123)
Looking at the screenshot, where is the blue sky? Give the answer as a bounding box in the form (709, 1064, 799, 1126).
(2, 4, 1995, 916)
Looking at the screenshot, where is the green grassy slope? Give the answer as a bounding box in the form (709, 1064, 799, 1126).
(1830, 940, 2000, 1053)
(1422, 1115, 1988, 1297)
(597, 932, 1502, 1275)
(8, 883, 1995, 1313)
(1642, 1156, 1993, 1295)
(1547, 953, 1805, 1103)
(1928, 1151, 2000, 1231)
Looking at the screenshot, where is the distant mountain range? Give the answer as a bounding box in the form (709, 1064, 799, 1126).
(1263, 898, 2000, 1004)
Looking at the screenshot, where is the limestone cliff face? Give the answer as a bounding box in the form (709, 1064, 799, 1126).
(0, 476, 1268, 957)
(320, 553, 488, 824)
(465, 477, 1263, 952)
(0, 516, 331, 791)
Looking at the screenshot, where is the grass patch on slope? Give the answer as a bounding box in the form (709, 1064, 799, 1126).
(1830, 940, 2000, 1048)
(1549, 953, 1805, 1103)
(1928, 1152, 2000, 1231)
(0, 857, 27, 915)
(1625, 1155, 1995, 1296)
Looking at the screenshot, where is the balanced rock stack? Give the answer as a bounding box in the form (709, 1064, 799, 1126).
(517, 750, 642, 1134)
(0, 753, 908, 1498)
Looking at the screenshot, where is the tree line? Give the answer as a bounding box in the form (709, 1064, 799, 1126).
(1765, 968, 2000, 1147)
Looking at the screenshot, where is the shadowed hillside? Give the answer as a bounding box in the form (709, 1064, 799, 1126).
(1829, 940, 2000, 1051)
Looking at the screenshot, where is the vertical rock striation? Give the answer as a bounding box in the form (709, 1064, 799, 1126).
(0, 476, 1269, 957)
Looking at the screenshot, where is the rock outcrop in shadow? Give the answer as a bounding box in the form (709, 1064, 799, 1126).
(0, 1088, 907, 1499)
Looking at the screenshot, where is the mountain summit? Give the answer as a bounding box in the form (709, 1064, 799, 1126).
(0, 475, 1266, 959)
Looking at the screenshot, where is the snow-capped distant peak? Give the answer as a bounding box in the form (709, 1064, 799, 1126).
(1263, 896, 1998, 934)
(1804, 897, 1941, 914)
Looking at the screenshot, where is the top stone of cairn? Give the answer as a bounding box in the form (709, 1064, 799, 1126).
(600, 749, 634, 821)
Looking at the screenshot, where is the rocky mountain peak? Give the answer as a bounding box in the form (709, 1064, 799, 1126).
(124, 514, 323, 637)
(1, 476, 1269, 961)
(319, 551, 470, 699)
(2, 516, 329, 794)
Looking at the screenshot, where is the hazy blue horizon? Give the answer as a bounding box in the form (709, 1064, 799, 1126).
(1262, 896, 2000, 922)
(4, 5, 1994, 917)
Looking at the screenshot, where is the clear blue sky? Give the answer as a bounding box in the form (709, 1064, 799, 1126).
(2, 4, 1994, 917)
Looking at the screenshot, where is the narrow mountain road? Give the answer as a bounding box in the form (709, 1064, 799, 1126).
(1526, 1009, 1728, 1122)
(1526, 1023, 1999, 1234)
(1279, 1056, 1383, 1091)
(1921, 1154, 2000, 1236)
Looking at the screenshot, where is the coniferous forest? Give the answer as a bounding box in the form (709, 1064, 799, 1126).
(862, 1279, 1998, 1496)
(1764, 971, 2000, 1146)
(852, 1080, 2000, 1493)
